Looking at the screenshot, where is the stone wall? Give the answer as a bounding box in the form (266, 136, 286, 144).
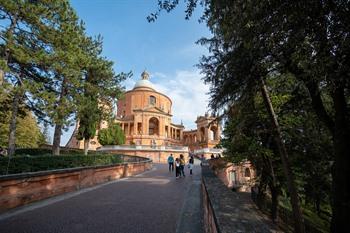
(201, 165, 276, 233)
(208, 158, 255, 192)
(99, 148, 188, 164)
(0, 157, 152, 213)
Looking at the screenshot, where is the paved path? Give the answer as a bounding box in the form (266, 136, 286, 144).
(0, 163, 203, 233)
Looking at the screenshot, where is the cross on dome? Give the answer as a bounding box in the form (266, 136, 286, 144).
(141, 70, 150, 80)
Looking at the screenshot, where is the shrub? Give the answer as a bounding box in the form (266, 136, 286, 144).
(98, 123, 125, 146)
(14, 148, 103, 156)
(0, 154, 122, 175)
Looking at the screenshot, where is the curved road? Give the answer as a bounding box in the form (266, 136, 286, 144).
(0, 163, 203, 233)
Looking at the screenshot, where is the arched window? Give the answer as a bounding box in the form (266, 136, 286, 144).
(210, 126, 218, 140)
(200, 127, 206, 142)
(183, 135, 188, 145)
(148, 117, 159, 135)
(149, 96, 156, 105)
(245, 168, 251, 178)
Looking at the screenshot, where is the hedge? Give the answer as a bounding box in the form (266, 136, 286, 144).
(15, 148, 99, 156)
(0, 154, 122, 175)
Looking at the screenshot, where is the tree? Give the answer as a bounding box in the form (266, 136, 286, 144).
(150, 1, 348, 231)
(76, 36, 127, 155)
(0, 0, 79, 156)
(98, 123, 125, 146)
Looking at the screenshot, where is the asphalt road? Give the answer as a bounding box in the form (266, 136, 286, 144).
(0, 163, 203, 233)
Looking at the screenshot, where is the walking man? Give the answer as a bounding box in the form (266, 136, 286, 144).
(167, 154, 174, 172)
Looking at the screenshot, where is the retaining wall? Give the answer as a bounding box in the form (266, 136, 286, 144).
(0, 157, 152, 213)
(202, 165, 276, 233)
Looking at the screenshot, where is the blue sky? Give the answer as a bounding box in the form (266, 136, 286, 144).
(57, 0, 212, 145)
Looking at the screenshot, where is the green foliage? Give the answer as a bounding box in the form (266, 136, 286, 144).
(0, 108, 45, 149)
(0, 1, 128, 155)
(14, 148, 100, 156)
(0, 154, 122, 175)
(98, 123, 125, 146)
(153, 0, 350, 231)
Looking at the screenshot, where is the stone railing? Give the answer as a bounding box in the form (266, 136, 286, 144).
(0, 155, 152, 213)
(98, 145, 189, 152)
(201, 165, 275, 233)
(194, 148, 224, 154)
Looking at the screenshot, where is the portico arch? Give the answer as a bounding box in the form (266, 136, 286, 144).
(148, 117, 159, 135)
(209, 126, 218, 140)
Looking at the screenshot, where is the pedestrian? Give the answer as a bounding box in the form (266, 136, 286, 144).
(179, 154, 186, 177)
(167, 154, 174, 172)
(175, 158, 180, 179)
(188, 155, 194, 175)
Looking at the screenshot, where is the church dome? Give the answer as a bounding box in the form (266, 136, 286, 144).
(133, 70, 155, 90)
(133, 79, 155, 90)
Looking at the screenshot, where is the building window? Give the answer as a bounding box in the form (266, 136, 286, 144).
(149, 96, 156, 105)
(149, 117, 159, 135)
(245, 168, 251, 178)
(230, 171, 237, 185)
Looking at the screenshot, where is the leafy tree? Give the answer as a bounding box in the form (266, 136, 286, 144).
(98, 123, 125, 146)
(76, 36, 127, 155)
(0, 111, 45, 150)
(0, 0, 79, 156)
(149, 0, 349, 232)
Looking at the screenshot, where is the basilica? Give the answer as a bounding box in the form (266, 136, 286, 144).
(66, 71, 222, 159)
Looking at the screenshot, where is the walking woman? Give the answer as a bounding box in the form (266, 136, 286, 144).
(179, 154, 186, 177)
(188, 155, 194, 175)
(175, 158, 180, 179)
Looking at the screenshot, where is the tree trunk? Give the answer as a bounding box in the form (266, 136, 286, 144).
(330, 86, 350, 233)
(52, 124, 62, 155)
(259, 76, 305, 233)
(7, 87, 22, 157)
(4, 15, 19, 156)
(52, 77, 68, 156)
(257, 181, 267, 210)
(0, 70, 4, 86)
(84, 138, 89, 155)
(270, 184, 279, 223)
(267, 155, 279, 223)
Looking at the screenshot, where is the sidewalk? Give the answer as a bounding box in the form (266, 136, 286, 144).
(0, 163, 203, 233)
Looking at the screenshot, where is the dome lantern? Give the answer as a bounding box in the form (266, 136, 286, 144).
(133, 71, 155, 90)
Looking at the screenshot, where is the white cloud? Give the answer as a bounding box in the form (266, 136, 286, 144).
(151, 69, 210, 130)
(123, 78, 136, 90)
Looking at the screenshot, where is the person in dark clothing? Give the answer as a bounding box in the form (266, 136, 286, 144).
(175, 158, 180, 179)
(188, 155, 194, 175)
(167, 154, 174, 172)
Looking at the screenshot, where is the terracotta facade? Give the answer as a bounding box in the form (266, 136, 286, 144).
(66, 71, 221, 154)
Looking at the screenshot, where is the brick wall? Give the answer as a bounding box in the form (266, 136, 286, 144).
(0, 158, 152, 213)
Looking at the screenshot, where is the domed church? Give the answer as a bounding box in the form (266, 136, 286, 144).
(113, 70, 185, 147)
(66, 71, 222, 160)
